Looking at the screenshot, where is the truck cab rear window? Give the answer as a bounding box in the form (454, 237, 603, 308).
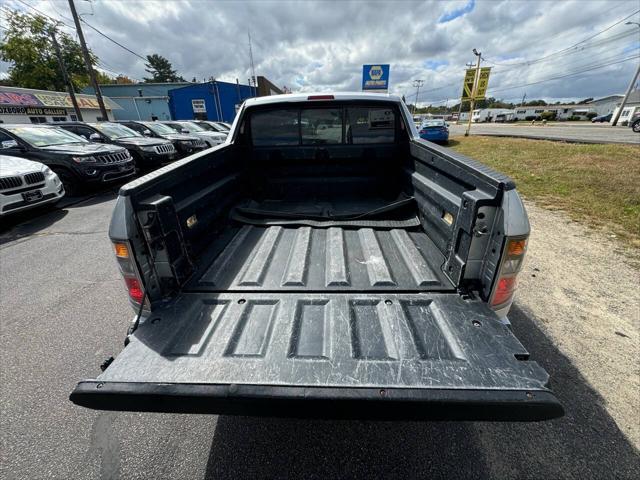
(250, 106, 396, 146)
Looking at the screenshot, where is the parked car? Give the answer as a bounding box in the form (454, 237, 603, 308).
(160, 121, 227, 147)
(591, 113, 612, 123)
(55, 122, 177, 172)
(70, 93, 562, 422)
(0, 124, 134, 196)
(115, 120, 208, 158)
(193, 120, 230, 133)
(418, 119, 449, 144)
(0, 155, 65, 216)
(629, 112, 640, 133)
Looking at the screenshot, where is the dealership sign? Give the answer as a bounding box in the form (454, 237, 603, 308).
(460, 67, 491, 101)
(0, 89, 107, 110)
(192, 99, 206, 113)
(0, 106, 67, 116)
(362, 64, 390, 91)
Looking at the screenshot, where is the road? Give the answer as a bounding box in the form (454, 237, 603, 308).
(449, 122, 639, 144)
(1, 191, 638, 479)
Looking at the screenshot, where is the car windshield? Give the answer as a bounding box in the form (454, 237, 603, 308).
(178, 122, 205, 132)
(143, 122, 179, 135)
(195, 122, 216, 131)
(214, 122, 231, 131)
(4, 125, 87, 147)
(421, 120, 445, 127)
(92, 123, 141, 139)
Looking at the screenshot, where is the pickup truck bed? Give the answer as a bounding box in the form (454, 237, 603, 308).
(192, 224, 453, 292)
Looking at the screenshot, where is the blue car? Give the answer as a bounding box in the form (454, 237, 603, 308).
(418, 119, 449, 144)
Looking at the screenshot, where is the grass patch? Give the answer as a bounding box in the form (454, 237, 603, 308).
(449, 136, 640, 248)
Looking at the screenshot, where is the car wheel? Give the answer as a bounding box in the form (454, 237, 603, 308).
(632, 120, 640, 133)
(53, 169, 79, 197)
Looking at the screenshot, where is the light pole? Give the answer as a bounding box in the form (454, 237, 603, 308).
(464, 48, 482, 137)
(611, 22, 640, 126)
(412, 79, 424, 114)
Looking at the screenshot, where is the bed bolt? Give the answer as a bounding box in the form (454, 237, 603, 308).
(385, 300, 392, 305)
(96, 382, 104, 389)
(379, 389, 386, 397)
(526, 391, 534, 399)
(238, 299, 246, 304)
(472, 320, 482, 327)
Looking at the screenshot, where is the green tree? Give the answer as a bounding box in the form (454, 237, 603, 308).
(143, 54, 185, 82)
(0, 10, 95, 91)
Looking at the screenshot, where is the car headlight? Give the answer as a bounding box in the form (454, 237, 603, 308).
(140, 146, 157, 152)
(72, 156, 97, 163)
(42, 166, 54, 176)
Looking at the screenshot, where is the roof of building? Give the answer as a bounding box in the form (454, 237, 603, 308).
(0, 86, 120, 110)
(589, 94, 624, 104)
(616, 90, 640, 105)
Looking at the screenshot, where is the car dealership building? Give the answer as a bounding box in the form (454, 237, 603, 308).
(0, 86, 119, 124)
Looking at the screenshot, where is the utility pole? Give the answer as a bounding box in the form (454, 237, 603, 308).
(520, 92, 527, 107)
(68, 0, 109, 120)
(248, 31, 257, 97)
(49, 25, 83, 121)
(412, 79, 424, 114)
(464, 49, 482, 137)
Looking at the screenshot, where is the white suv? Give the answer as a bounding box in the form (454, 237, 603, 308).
(0, 155, 65, 216)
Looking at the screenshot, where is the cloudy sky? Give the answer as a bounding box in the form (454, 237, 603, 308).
(2, 0, 639, 106)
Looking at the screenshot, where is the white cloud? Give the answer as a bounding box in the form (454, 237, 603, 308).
(2, 0, 639, 105)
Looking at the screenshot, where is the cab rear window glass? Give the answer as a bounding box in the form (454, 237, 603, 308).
(251, 110, 299, 146)
(346, 107, 395, 144)
(250, 106, 396, 146)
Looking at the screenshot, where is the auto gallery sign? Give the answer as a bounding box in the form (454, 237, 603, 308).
(0, 89, 103, 109)
(0, 105, 67, 116)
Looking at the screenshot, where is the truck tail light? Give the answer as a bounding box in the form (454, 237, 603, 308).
(113, 241, 146, 307)
(490, 237, 527, 308)
(307, 95, 334, 100)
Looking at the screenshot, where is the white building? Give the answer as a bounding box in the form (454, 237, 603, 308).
(586, 95, 623, 116)
(513, 104, 594, 121)
(0, 86, 120, 124)
(609, 90, 640, 125)
(471, 108, 515, 123)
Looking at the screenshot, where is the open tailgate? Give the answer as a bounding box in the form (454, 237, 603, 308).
(71, 293, 562, 421)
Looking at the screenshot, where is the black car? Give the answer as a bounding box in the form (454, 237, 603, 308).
(591, 113, 612, 123)
(0, 124, 134, 196)
(116, 120, 208, 158)
(55, 122, 177, 171)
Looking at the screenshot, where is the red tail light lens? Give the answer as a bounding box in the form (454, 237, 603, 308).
(124, 276, 144, 304)
(491, 237, 527, 308)
(492, 277, 517, 306)
(307, 95, 335, 100)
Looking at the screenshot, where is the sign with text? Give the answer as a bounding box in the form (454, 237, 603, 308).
(0, 106, 67, 115)
(461, 67, 491, 100)
(192, 99, 206, 113)
(362, 64, 390, 91)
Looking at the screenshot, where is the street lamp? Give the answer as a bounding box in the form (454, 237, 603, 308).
(412, 79, 424, 114)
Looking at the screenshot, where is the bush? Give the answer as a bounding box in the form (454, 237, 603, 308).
(540, 111, 557, 121)
(568, 115, 582, 121)
(586, 112, 598, 120)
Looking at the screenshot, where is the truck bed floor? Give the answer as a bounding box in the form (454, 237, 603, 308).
(190, 225, 454, 292)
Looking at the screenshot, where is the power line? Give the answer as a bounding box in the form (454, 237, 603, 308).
(79, 19, 147, 61)
(483, 8, 640, 67)
(487, 54, 639, 95)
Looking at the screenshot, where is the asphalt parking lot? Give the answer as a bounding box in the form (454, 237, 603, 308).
(1, 185, 638, 479)
(449, 122, 639, 144)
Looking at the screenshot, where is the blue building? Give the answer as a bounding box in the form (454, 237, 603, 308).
(169, 80, 255, 122)
(83, 77, 281, 122)
(82, 82, 192, 121)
